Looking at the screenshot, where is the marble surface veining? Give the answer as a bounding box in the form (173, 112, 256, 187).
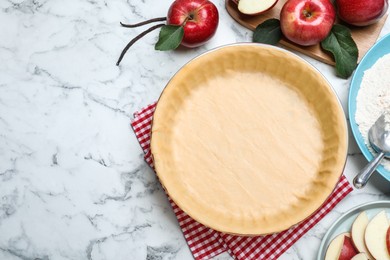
(0, 0, 389, 259)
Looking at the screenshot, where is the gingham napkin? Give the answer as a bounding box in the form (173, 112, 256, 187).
(131, 102, 353, 260)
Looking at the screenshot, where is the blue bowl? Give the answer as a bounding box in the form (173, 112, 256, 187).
(348, 33, 390, 182)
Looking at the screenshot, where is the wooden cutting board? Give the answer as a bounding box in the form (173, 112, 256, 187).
(226, 0, 388, 65)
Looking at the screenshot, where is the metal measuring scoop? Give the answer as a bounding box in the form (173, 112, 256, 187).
(353, 111, 390, 189)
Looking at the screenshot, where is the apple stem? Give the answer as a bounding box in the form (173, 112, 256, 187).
(116, 23, 165, 66)
(120, 17, 167, 28)
(182, 16, 191, 26)
(303, 10, 312, 18)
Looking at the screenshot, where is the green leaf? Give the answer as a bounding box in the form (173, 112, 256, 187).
(155, 25, 184, 51)
(253, 18, 282, 45)
(320, 24, 358, 79)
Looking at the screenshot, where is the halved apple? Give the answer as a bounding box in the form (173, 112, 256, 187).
(351, 211, 374, 259)
(325, 232, 350, 260)
(351, 253, 368, 260)
(364, 210, 390, 260)
(231, 0, 279, 15)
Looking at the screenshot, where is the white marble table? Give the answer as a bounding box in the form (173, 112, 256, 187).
(0, 0, 389, 259)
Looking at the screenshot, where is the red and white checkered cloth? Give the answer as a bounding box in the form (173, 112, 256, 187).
(131, 102, 353, 260)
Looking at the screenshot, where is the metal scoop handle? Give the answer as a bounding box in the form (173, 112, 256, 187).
(353, 151, 385, 189)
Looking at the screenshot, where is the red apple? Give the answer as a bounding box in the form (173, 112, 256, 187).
(336, 0, 388, 26)
(167, 0, 219, 48)
(116, 0, 219, 65)
(231, 0, 279, 15)
(280, 0, 336, 46)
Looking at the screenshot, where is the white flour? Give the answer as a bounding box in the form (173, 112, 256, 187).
(355, 53, 390, 171)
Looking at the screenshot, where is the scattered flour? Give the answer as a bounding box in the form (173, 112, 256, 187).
(355, 53, 390, 171)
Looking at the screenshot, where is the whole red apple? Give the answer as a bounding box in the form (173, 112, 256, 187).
(167, 0, 219, 48)
(280, 0, 336, 46)
(336, 0, 388, 26)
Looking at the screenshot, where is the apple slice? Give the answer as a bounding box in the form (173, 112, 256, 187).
(387, 226, 390, 255)
(232, 0, 279, 15)
(351, 211, 374, 259)
(339, 236, 359, 260)
(351, 253, 368, 260)
(364, 210, 390, 260)
(325, 232, 350, 260)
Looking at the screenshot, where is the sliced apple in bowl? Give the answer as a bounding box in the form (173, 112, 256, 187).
(231, 0, 279, 15)
(387, 226, 390, 255)
(364, 210, 390, 260)
(351, 211, 374, 259)
(339, 235, 359, 260)
(325, 232, 359, 260)
(351, 253, 368, 260)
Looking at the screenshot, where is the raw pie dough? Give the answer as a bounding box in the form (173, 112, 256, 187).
(151, 44, 347, 235)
